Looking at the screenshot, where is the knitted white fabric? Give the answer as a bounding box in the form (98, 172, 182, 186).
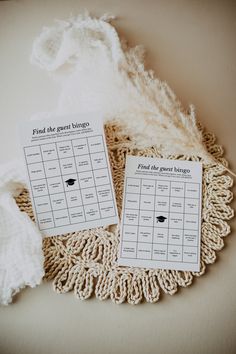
(31, 13, 213, 162)
(0, 162, 44, 305)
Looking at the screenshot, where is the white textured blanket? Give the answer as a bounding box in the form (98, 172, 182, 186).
(0, 162, 44, 305)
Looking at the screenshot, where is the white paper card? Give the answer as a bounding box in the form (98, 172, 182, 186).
(118, 156, 202, 271)
(19, 114, 118, 237)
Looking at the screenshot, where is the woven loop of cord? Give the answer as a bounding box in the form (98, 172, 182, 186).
(14, 14, 234, 304)
(15, 121, 234, 304)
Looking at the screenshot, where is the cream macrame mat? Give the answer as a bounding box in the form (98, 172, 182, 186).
(15, 122, 234, 304)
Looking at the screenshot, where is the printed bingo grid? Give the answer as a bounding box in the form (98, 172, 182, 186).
(119, 156, 202, 272)
(20, 115, 118, 236)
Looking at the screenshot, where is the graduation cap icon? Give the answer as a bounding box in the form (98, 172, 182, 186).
(156, 216, 167, 223)
(65, 178, 76, 186)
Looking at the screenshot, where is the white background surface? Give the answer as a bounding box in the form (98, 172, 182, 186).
(0, 1, 236, 354)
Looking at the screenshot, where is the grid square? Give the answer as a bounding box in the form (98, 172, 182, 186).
(168, 229, 183, 245)
(81, 187, 98, 205)
(41, 143, 58, 161)
(140, 194, 154, 211)
(170, 182, 185, 197)
(141, 179, 155, 195)
(47, 176, 64, 194)
(123, 225, 138, 242)
(137, 243, 152, 260)
(183, 230, 198, 246)
(84, 203, 100, 221)
(44, 160, 60, 178)
(152, 244, 168, 260)
(125, 193, 140, 209)
(69, 207, 85, 224)
(28, 162, 45, 180)
(155, 196, 169, 212)
(156, 181, 170, 196)
(121, 242, 137, 258)
(185, 183, 199, 199)
(35, 195, 51, 213)
(88, 136, 104, 153)
(31, 179, 48, 197)
(184, 214, 199, 230)
(72, 138, 88, 155)
(96, 185, 112, 202)
(56, 141, 73, 158)
(78, 171, 95, 189)
(50, 193, 67, 211)
(139, 210, 153, 227)
(53, 209, 70, 227)
(138, 226, 153, 243)
(170, 197, 184, 213)
(63, 173, 79, 191)
(126, 178, 141, 194)
(75, 154, 91, 172)
(93, 168, 110, 186)
(167, 245, 182, 262)
(124, 210, 139, 225)
(153, 227, 168, 244)
(38, 212, 54, 230)
(66, 190, 82, 208)
(185, 198, 199, 214)
(91, 152, 107, 170)
(100, 200, 115, 218)
(154, 211, 169, 228)
(169, 213, 184, 229)
(183, 246, 198, 263)
(25, 146, 42, 164)
(60, 157, 76, 175)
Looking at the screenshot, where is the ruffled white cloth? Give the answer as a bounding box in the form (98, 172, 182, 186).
(31, 13, 210, 160)
(0, 162, 44, 305)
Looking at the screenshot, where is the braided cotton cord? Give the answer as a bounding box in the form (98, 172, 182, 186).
(15, 121, 234, 304)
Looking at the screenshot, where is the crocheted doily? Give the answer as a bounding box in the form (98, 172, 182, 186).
(15, 122, 234, 304)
